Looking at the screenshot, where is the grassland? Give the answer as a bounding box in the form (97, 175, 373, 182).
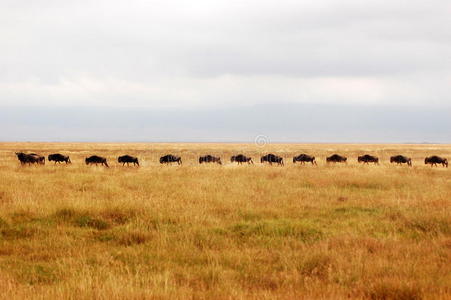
(0, 142, 450, 299)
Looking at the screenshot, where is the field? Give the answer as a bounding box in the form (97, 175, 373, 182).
(0, 142, 450, 299)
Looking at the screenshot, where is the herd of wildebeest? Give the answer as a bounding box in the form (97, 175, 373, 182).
(13, 152, 449, 168)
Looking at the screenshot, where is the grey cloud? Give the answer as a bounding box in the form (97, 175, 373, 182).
(1, 0, 450, 81)
(0, 0, 450, 117)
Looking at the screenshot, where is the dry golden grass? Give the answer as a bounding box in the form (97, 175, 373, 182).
(0, 142, 450, 299)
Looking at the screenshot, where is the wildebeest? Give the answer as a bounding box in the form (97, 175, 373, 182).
(85, 155, 109, 167)
(260, 153, 284, 166)
(28, 153, 45, 164)
(48, 153, 71, 164)
(326, 154, 347, 163)
(199, 155, 222, 165)
(390, 155, 412, 166)
(118, 155, 139, 166)
(231, 154, 253, 165)
(358, 154, 379, 165)
(424, 156, 448, 168)
(15, 152, 45, 165)
(160, 154, 182, 165)
(293, 154, 317, 165)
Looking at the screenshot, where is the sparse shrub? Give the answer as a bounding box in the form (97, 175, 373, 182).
(366, 282, 423, 300)
(229, 219, 323, 242)
(53, 208, 110, 230)
(198, 266, 222, 289)
(0, 225, 36, 240)
(0, 217, 8, 228)
(54, 208, 76, 221)
(15, 263, 59, 285)
(116, 231, 150, 246)
(95, 232, 116, 242)
(398, 216, 450, 238)
(297, 253, 332, 279)
(74, 215, 110, 230)
(334, 206, 380, 216)
(192, 230, 225, 250)
(146, 216, 179, 231)
(100, 207, 138, 225)
(10, 211, 36, 223)
(95, 231, 151, 246)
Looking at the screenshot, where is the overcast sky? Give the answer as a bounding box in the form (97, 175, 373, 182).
(1, 0, 450, 142)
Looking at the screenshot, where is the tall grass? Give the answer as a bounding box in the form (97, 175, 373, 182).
(0, 142, 450, 299)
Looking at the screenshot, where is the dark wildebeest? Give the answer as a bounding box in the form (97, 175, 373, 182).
(424, 156, 448, 168)
(15, 152, 45, 165)
(293, 154, 317, 165)
(231, 154, 253, 165)
(326, 154, 347, 164)
(29, 153, 45, 164)
(48, 153, 71, 164)
(118, 155, 139, 166)
(358, 154, 379, 165)
(160, 154, 182, 165)
(260, 153, 284, 166)
(199, 155, 222, 165)
(390, 155, 412, 167)
(85, 155, 109, 167)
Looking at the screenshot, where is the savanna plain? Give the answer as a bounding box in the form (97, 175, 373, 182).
(0, 142, 450, 300)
